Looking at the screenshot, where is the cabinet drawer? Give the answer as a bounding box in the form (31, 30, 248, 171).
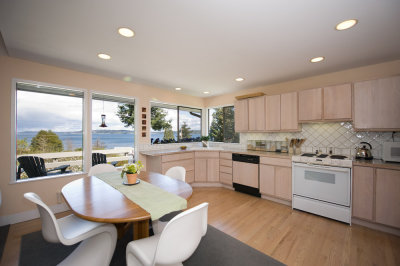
(195, 151, 219, 158)
(220, 152, 232, 160)
(220, 159, 232, 167)
(220, 166, 232, 174)
(220, 172, 232, 185)
(186, 170, 194, 183)
(162, 159, 194, 174)
(162, 152, 193, 163)
(260, 157, 291, 167)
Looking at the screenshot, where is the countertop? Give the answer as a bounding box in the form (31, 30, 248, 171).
(353, 159, 400, 171)
(140, 148, 293, 159)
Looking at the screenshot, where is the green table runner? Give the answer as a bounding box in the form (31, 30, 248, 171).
(95, 171, 187, 220)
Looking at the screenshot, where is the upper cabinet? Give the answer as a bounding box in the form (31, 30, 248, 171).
(265, 94, 280, 131)
(353, 76, 400, 131)
(234, 99, 249, 132)
(248, 96, 266, 131)
(281, 92, 299, 131)
(299, 84, 352, 122)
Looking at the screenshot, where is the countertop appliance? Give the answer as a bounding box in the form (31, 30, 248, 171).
(383, 142, 400, 162)
(292, 153, 352, 224)
(232, 153, 260, 197)
(355, 142, 373, 160)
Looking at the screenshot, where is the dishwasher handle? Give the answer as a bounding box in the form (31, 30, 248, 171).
(232, 153, 260, 164)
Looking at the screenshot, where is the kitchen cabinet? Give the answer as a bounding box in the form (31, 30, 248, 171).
(375, 168, 400, 228)
(219, 152, 233, 186)
(259, 157, 292, 201)
(265, 95, 280, 131)
(299, 88, 323, 121)
(280, 92, 299, 131)
(234, 99, 248, 132)
(249, 96, 266, 131)
(353, 76, 400, 131)
(194, 152, 219, 182)
(323, 84, 352, 120)
(352, 166, 374, 220)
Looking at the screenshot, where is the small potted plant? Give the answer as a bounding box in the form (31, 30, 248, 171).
(200, 136, 210, 147)
(121, 161, 144, 184)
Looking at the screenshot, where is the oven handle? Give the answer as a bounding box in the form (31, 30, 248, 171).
(292, 162, 351, 173)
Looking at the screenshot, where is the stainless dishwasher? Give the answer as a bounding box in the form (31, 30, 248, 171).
(232, 153, 260, 197)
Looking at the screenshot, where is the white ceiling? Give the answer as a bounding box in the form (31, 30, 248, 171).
(1, 0, 400, 97)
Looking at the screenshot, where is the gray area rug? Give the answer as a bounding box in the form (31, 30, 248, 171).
(0, 225, 10, 261)
(20, 225, 284, 266)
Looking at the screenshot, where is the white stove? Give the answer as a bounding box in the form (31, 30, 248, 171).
(292, 153, 352, 168)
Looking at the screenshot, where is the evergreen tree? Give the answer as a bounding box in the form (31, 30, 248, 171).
(209, 107, 239, 143)
(163, 126, 175, 140)
(30, 130, 64, 153)
(209, 108, 224, 142)
(180, 122, 192, 139)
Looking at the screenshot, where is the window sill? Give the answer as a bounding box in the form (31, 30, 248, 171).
(10, 171, 85, 185)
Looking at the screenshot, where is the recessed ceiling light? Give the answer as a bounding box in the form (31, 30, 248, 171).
(203, 91, 210, 94)
(118, 27, 135, 37)
(235, 77, 245, 82)
(123, 76, 132, 82)
(310, 56, 325, 63)
(98, 53, 111, 60)
(336, 19, 358, 31)
(175, 87, 182, 91)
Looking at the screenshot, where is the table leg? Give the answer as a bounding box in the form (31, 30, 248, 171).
(115, 223, 131, 239)
(133, 220, 149, 240)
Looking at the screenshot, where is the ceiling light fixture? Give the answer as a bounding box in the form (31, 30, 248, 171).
(98, 53, 111, 60)
(118, 27, 135, 37)
(310, 56, 325, 63)
(235, 77, 245, 82)
(335, 19, 358, 31)
(203, 91, 210, 94)
(175, 87, 182, 91)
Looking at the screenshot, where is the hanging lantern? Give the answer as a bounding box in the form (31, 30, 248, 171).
(99, 114, 108, 127)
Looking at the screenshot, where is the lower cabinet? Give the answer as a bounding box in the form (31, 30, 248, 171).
(194, 152, 220, 182)
(352, 166, 374, 220)
(260, 163, 292, 201)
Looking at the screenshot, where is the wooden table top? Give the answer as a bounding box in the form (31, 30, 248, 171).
(61, 171, 193, 223)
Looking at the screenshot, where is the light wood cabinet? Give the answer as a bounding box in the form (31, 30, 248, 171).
(194, 158, 207, 182)
(207, 158, 220, 182)
(323, 84, 352, 120)
(265, 95, 280, 131)
(275, 167, 292, 200)
(375, 168, 400, 228)
(249, 96, 265, 131)
(195, 152, 219, 182)
(299, 88, 323, 121)
(259, 158, 292, 201)
(219, 152, 232, 186)
(280, 92, 299, 131)
(352, 166, 374, 220)
(260, 164, 275, 196)
(234, 99, 248, 132)
(353, 76, 400, 131)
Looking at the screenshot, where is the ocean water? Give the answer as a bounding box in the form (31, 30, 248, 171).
(17, 131, 200, 149)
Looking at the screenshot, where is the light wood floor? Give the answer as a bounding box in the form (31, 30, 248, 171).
(2, 187, 400, 266)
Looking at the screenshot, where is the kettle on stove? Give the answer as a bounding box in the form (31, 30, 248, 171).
(355, 142, 373, 160)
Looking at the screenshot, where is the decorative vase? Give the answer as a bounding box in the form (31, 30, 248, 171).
(126, 173, 138, 184)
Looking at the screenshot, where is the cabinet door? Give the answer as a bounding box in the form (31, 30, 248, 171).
(323, 84, 352, 120)
(375, 168, 400, 228)
(352, 166, 374, 221)
(207, 159, 220, 182)
(265, 95, 281, 131)
(275, 166, 292, 200)
(194, 158, 207, 182)
(281, 92, 299, 131)
(259, 164, 275, 196)
(248, 96, 266, 131)
(234, 99, 249, 132)
(354, 76, 400, 130)
(299, 88, 323, 121)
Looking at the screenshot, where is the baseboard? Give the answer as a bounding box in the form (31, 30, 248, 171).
(0, 203, 69, 226)
(351, 218, 400, 237)
(261, 194, 292, 206)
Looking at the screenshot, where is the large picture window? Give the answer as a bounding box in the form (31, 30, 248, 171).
(208, 106, 239, 143)
(15, 82, 84, 180)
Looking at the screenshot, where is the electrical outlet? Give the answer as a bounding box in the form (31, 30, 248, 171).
(56, 192, 62, 204)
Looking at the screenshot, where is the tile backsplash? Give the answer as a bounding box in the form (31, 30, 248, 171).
(240, 122, 400, 159)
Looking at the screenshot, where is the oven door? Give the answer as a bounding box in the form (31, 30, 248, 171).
(293, 163, 351, 206)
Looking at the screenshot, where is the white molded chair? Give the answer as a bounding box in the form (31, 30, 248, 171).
(165, 166, 186, 182)
(88, 163, 117, 176)
(24, 192, 117, 266)
(126, 202, 208, 266)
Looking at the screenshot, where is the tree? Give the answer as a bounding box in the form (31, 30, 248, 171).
(30, 130, 64, 153)
(17, 138, 30, 154)
(117, 104, 135, 128)
(209, 107, 239, 143)
(180, 122, 192, 139)
(163, 126, 175, 140)
(209, 108, 224, 142)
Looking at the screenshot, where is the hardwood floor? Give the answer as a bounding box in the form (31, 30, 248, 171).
(2, 187, 400, 265)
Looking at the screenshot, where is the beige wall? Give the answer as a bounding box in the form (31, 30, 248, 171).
(0, 55, 204, 218)
(205, 60, 400, 107)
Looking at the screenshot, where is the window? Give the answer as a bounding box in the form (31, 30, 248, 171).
(91, 93, 135, 166)
(14, 82, 84, 180)
(150, 103, 202, 143)
(208, 106, 239, 143)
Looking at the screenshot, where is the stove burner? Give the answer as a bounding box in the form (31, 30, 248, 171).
(301, 153, 315, 157)
(317, 154, 329, 158)
(330, 155, 347, 160)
